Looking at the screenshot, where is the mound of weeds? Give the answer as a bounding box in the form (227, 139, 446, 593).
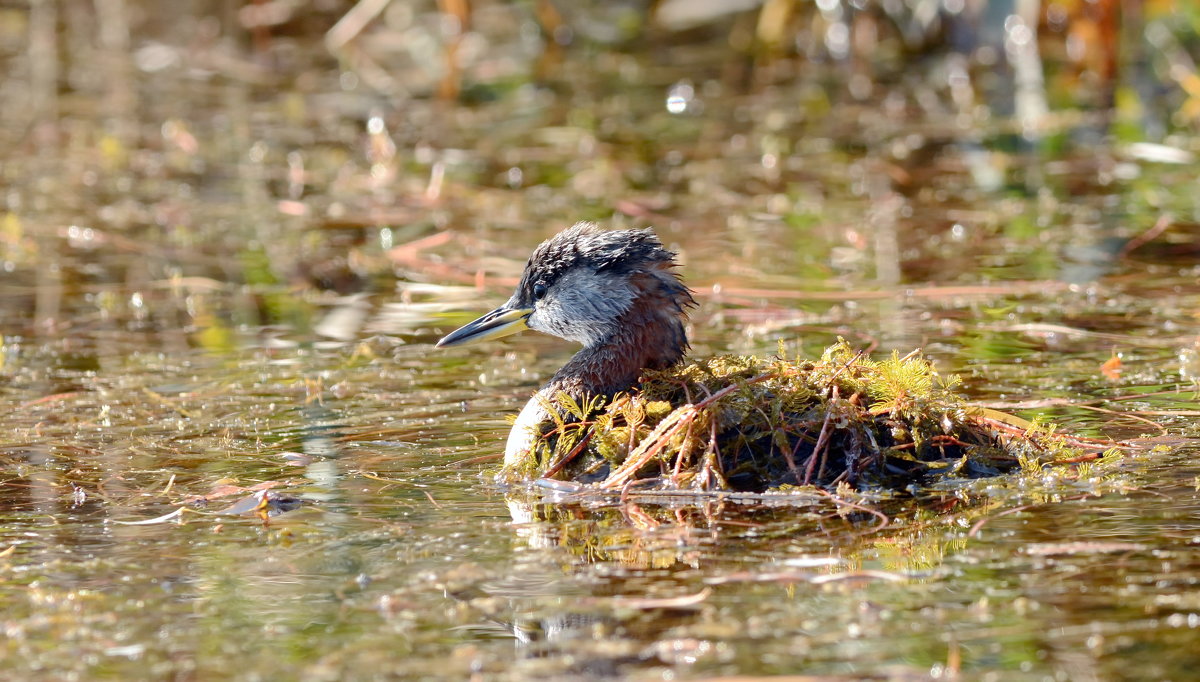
(502, 340, 1104, 493)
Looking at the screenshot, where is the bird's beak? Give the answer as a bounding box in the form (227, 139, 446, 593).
(436, 305, 532, 347)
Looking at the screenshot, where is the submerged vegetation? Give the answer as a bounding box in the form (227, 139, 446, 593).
(508, 340, 1115, 493)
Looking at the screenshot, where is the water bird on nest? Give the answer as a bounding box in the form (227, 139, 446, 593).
(437, 222, 694, 468)
(437, 223, 1072, 491)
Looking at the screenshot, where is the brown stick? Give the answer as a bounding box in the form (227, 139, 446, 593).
(817, 385, 841, 481)
(541, 429, 594, 479)
(968, 504, 1032, 538)
(601, 407, 697, 488)
(805, 403, 835, 485)
(1119, 213, 1172, 257)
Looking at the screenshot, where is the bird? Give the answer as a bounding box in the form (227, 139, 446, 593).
(435, 224, 1054, 492)
(437, 222, 695, 467)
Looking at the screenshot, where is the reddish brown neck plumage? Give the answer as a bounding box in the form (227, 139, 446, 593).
(544, 267, 692, 399)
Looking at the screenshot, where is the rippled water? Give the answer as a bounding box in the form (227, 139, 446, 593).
(3, 3, 1200, 680)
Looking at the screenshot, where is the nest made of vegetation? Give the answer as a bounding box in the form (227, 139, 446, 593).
(502, 340, 1093, 493)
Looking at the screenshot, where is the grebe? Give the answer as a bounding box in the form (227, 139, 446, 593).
(436, 222, 695, 466)
(435, 224, 1083, 492)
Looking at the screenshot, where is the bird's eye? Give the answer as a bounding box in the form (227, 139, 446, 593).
(532, 283, 548, 301)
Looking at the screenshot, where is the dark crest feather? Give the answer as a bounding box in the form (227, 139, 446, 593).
(516, 222, 679, 304)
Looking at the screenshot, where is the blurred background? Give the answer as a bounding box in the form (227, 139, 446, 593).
(3, 0, 1199, 345)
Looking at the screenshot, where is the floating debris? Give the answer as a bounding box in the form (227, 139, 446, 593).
(502, 340, 1110, 493)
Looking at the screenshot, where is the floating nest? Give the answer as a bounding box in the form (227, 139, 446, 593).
(501, 340, 1108, 493)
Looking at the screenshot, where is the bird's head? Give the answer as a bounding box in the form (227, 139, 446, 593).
(437, 222, 691, 349)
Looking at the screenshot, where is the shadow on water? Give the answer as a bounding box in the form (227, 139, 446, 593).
(3, 1, 1200, 679)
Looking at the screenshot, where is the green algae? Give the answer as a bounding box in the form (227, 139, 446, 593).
(503, 340, 1101, 493)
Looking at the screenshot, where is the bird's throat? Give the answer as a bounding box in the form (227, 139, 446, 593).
(547, 299, 689, 401)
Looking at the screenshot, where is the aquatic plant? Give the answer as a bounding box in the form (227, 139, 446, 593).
(502, 339, 1095, 493)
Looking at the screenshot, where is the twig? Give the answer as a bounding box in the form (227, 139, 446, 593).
(784, 423, 810, 481)
(810, 570, 909, 584)
(602, 407, 697, 489)
(1046, 452, 1102, 465)
(967, 504, 1032, 538)
(447, 452, 503, 467)
(325, 0, 390, 51)
(541, 428, 594, 478)
(705, 280, 1071, 301)
(805, 403, 835, 485)
(977, 416, 1121, 451)
(422, 489, 443, 509)
(621, 500, 660, 528)
(693, 371, 778, 410)
(1119, 213, 1172, 257)
(817, 385, 841, 481)
(979, 387, 1197, 411)
(828, 351, 865, 383)
(814, 488, 889, 532)
(699, 416, 726, 490)
(1072, 404, 1167, 436)
(603, 588, 711, 609)
(18, 392, 79, 410)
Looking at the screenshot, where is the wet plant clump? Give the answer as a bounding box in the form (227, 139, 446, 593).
(502, 340, 1097, 493)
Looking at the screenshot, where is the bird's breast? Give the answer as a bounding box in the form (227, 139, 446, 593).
(504, 394, 549, 467)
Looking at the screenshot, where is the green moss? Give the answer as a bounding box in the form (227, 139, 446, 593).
(500, 340, 1101, 493)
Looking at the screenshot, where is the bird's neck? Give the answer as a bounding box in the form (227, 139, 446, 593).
(544, 295, 689, 400)
(505, 298, 689, 467)
(504, 269, 694, 469)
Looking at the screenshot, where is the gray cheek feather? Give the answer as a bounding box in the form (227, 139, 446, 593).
(528, 268, 635, 347)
